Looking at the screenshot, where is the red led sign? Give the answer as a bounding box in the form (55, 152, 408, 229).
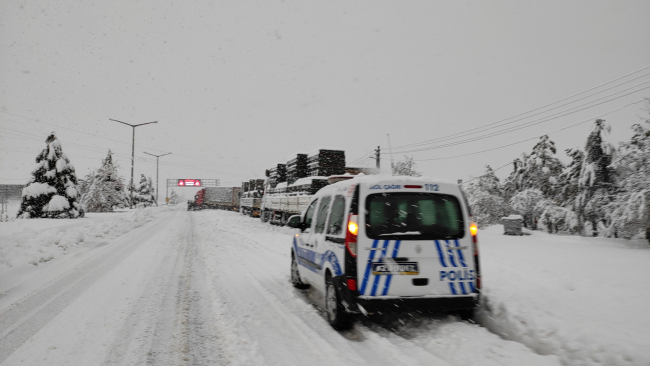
(178, 179, 202, 187)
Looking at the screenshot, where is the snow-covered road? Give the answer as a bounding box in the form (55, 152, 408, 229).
(1, 207, 647, 365)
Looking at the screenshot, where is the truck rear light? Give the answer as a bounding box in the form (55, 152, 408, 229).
(404, 185, 422, 189)
(345, 214, 358, 257)
(347, 278, 357, 291)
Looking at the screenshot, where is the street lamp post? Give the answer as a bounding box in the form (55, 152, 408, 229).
(109, 119, 158, 209)
(143, 152, 171, 205)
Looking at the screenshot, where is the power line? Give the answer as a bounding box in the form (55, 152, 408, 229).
(388, 86, 650, 155)
(394, 77, 650, 151)
(413, 99, 646, 163)
(392, 64, 650, 150)
(461, 161, 514, 185)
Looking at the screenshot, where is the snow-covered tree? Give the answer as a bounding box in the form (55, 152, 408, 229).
(81, 150, 128, 212)
(606, 109, 650, 242)
(133, 174, 156, 207)
(392, 156, 422, 177)
(557, 147, 584, 207)
(17, 132, 84, 218)
(512, 135, 564, 200)
(465, 165, 508, 227)
(576, 119, 616, 234)
(509, 189, 544, 229)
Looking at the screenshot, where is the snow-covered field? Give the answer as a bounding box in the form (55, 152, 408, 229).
(0, 207, 648, 365)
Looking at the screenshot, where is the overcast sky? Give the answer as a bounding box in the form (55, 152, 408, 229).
(1, 0, 649, 197)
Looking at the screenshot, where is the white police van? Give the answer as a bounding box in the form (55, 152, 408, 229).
(288, 175, 480, 329)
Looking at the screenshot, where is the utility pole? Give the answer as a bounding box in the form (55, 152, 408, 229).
(143, 152, 171, 205)
(109, 119, 158, 209)
(374, 146, 381, 169)
(387, 134, 395, 175)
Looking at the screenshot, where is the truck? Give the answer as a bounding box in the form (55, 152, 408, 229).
(260, 176, 330, 225)
(260, 149, 359, 225)
(240, 179, 265, 217)
(187, 187, 241, 211)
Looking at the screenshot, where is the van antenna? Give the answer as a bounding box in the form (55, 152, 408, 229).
(387, 134, 395, 175)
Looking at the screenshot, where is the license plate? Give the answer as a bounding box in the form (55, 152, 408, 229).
(371, 262, 419, 275)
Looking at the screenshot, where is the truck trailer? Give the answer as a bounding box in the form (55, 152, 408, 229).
(188, 187, 241, 211)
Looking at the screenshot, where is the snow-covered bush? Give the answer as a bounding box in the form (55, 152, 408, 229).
(538, 202, 580, 234)
(169, 190, 182, 205)
(17, 132, 84, 219)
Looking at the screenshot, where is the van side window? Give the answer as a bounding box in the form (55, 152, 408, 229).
(314, 196, 331, 234)
(304, 199, 319, 230)
(327, 195, 346, 235)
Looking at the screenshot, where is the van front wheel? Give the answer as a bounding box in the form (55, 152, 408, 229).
(325, 275, 352, 330)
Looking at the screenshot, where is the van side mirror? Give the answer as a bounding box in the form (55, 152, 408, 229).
(287, 215, 304, 230)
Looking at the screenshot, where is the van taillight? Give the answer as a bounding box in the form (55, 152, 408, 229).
(404, 185, 422, 189)
(470, 222, 478, 247)
(345, 214, 358, 257)
(347, 279, 357, 291)
(469, 219, 481, 290)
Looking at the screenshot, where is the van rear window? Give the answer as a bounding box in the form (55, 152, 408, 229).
(365, 193, 464, 240)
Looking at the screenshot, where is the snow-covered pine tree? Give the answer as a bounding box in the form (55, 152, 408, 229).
(557, 148, 584, 207)
(134, 174, 156, 208)
(392, 156, 422, 177)
(81, 150, 128, 212)
(608, 107, 650, 242)
(146, 176, 157, 206)
(17, 132, 84, 218)
(576, 119, 616, 234)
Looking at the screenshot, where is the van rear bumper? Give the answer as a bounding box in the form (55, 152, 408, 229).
(332, 275, 479, 315)
(355, 295, 478, 314)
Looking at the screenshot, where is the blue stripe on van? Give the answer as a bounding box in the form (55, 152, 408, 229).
(370, 240, 390, 296)
(459, 282, 467, 295)
(468, 281, 476, 293)
(381, 240, 401, 296)
(449, 282, 457, 295)
(455, 239, 467, 267)
(446, 240, 459, 268)
(359, 240, 379, 295)
(435, 240, 448, 267)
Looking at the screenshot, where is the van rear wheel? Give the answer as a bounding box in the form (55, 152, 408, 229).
(325, 275, 352, 330)
(458, 308, 476, 323)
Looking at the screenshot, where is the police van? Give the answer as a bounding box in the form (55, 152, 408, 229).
(288, 175, 480, 330)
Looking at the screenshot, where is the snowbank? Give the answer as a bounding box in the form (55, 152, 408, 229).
(0, 206, 167, 274)
(477, 225, 650, 366)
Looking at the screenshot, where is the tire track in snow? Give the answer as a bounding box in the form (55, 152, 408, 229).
(103, 212, 224, 366)
(0, 212, 176, 364)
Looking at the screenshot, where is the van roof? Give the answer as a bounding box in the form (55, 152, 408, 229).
(315, 174, 460, 196)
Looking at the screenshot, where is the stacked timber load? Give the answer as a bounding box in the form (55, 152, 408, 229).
(307, 149, 345, 177)
(267, 164, 287, 188)
(288, 177, 329, 195)
(286, 154, 308, 185)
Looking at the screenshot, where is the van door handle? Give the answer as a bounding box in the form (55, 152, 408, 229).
(365, 247, 385, 251)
